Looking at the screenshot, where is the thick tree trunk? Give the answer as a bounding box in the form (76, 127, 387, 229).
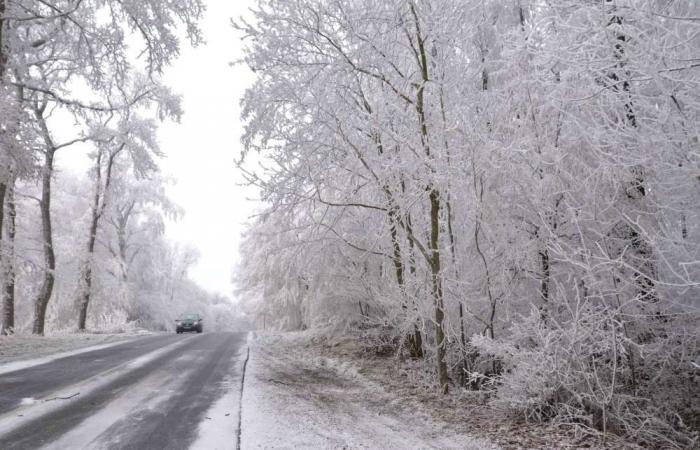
(33, 148, 56, 335)
(429, 189, 448, 393)
(76, 269, 92, 330)
(1, 182, 14, 334)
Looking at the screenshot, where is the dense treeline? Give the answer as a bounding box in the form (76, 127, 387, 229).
(0, 1, 237, 333)
(235, 0, 700, 447)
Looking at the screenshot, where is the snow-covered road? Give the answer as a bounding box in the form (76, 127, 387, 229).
(0, 332, 248, 450)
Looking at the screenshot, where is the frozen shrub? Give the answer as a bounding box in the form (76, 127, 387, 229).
(472, 308, 699, 448)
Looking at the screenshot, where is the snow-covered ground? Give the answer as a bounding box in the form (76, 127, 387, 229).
(240, 334, 499, 449)
(241, 333, 633, 450)
(0, 331, 150, 375)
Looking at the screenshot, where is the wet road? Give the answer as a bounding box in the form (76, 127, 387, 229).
(0, 332, 248, 450)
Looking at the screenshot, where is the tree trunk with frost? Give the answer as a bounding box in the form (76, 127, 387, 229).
(410, 2, 448, 392)
(389, 208, 423, 358)
(428, 189, 448, 392)
(1, 181, 15, 334)
(33, 145, 56, 335)
(0, 0, 8, 276)
(32, 104, 57, 335)
(77, 146, 122, 330)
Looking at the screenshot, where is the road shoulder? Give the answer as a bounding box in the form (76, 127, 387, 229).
(241, 333, 635, 450)
(240, 334, 497, 449)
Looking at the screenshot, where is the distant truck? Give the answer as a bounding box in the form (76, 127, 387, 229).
(175, 314, 203, 334)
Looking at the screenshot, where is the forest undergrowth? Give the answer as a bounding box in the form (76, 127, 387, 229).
(264, 330, 636, 450)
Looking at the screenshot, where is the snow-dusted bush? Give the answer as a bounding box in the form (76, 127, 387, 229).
(472, 307, 699, 448)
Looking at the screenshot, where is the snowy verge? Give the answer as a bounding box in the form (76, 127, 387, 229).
(246, 332, 635, 450)
(240, 333, 498, 450)
(0, 331, 154, 375)
(189, 334, 251, 450)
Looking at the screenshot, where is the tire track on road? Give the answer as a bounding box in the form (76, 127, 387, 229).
(0, 334, 180, 412)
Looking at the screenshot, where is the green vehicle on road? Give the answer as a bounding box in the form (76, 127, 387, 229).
(175, 314, 203, 334)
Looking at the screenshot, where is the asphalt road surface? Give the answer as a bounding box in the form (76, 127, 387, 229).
(0, 332, 248, 450)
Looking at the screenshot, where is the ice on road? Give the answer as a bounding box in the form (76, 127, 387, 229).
(0, 332, 248, 450)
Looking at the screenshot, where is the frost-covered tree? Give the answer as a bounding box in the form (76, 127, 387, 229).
(235, 0, 700, 445)
(74, 82, 181, 331)
(0, 0, 203, 334)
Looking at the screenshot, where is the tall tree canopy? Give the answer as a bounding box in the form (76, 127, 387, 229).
(235, 1, 700, 447)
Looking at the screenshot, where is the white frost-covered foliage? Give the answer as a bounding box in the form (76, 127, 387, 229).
(0, 0, 247, 337)
(473, 309, 699, 446)
(235, 0, 700, 446)
(8, 166, 240, 333)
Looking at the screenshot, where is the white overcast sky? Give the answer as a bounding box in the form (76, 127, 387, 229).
(157, 0, 258, 298)
(55, 1, 259, 299)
